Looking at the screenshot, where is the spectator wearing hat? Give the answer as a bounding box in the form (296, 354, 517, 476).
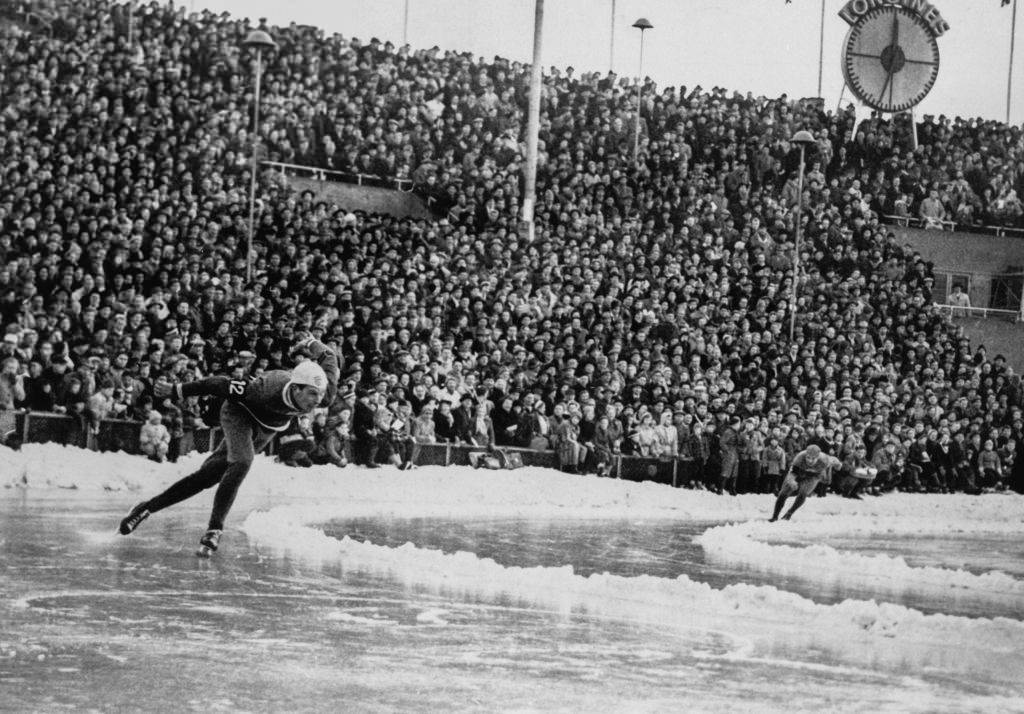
(738, 419, 764, 495)
(278, 415, 317, 468)
(919, 189, 947, 229)
(21, 360, 55, 412)
(835, 442, 875, 499)
(452, 393, 477, 444)
(520, 400, 553, 451)
(433, 400, 457, 443)
(631, 412, 659, 457)
(947, 285, 971, 318)
(717, 416, 742, 495)
(491, 395, 519, 446)
(554, 411, 585, 473)
(686, 421, 713, 489)
(389, 400, 420, 470)
(761, 437, 787, 494)
(352, 389, 380, 467)
(371, 394, 405, 468)
(312, 408, 352, 468)
(977, 439, 1003, 489)
(592, 412, 623, 477)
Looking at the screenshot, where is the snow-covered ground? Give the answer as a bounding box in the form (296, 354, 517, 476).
(4, 443, 1024, 712)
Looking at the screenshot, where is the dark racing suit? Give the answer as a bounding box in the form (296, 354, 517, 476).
(145, 340, 339, 530)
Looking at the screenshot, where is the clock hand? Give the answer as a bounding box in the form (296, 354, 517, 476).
(883, 11, 899, 108)
(879, 67, 893, 109)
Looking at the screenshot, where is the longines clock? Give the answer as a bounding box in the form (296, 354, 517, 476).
(839, 1, 946, 114)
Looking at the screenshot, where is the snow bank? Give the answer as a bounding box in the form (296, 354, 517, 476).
(698, 520, 1024, 606)
(243, 507, 1024, 679)
(6, 443, 1020, 524)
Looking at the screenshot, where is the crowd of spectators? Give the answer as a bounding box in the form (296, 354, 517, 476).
(849, 113, 1023, 230)
(1, 0, 1023, 493)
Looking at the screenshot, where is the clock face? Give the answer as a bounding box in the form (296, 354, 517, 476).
(842, 6, 940, 113)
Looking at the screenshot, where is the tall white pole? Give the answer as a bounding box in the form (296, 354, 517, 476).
(817, 0, 826, 97)
(127, 1, 134, 46)
(633, 29, 646, 163)
(403, 0, 410, 45)
(790, 144, 807, 343)
(247, 48, 263, 283)
(1009, 0, 1019, 124)
(523, 0, 544, 244)
(609, 0, 616, 71)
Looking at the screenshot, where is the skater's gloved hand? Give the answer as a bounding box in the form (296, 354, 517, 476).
(154, 378, 174, 399)
(290, 331, 315, 356)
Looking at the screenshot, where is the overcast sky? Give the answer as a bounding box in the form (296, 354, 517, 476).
(180, 0, 1023, 124)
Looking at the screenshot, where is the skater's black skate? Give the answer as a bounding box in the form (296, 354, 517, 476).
(119, 502, 151, 535)
(196, 529, 222, 558)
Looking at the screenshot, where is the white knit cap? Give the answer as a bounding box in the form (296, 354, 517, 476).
(289, 360, 328, 393)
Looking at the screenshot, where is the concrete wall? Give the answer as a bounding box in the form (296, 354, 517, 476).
(949, 317, 1024, 371)
(890, 225, 1024, 310)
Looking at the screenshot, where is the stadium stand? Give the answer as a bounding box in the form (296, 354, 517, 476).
(1, 0, 1023, 493)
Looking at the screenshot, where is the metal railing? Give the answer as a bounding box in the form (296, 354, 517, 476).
(932, 303, 1020, 321)
(4, 411, 696, 487)
(362, 440, 689, 486)
(883, 214, 1024, 238)
(7, 411, 216, 456)
(261, 160, 414, 192)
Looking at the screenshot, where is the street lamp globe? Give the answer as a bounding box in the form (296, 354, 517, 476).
(791, 129, 815, 146)
(242, 29, 277, 51)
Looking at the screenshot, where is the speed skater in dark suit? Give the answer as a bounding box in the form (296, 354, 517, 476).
(769, 444, 841, 522)
(118, 336, 340, 555)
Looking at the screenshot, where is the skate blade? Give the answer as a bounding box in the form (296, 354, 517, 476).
(195, 545, 216, 558)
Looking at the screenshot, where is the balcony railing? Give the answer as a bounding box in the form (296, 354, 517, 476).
(883, 214, 1024, 238)
(261, 160, 414, 192)
(931, 303, 1020, 321)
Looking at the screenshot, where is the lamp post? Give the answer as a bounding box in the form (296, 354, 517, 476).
(127, 0, 134, 46)
(1008, 0, 1019, 124)
(242, 28, 276, 284)
(632, 17, 652, 163)
(522, 0, 544, 243)
(817, 0, 825, 98)
(789, 130, 816, 343)
(609, 0, 616, 71)
(403, 0, 410, 45)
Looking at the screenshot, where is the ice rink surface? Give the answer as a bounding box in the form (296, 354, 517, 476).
(3, 445, 1024, 713)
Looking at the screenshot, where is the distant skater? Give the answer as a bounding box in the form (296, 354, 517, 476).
(119, 337, 338, 555)
(769, 444, 841, 522)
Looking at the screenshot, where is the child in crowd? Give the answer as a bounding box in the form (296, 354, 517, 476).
(139, 410, 170, 463)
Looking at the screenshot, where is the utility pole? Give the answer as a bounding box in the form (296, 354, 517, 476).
(522, 0, 545, 243)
